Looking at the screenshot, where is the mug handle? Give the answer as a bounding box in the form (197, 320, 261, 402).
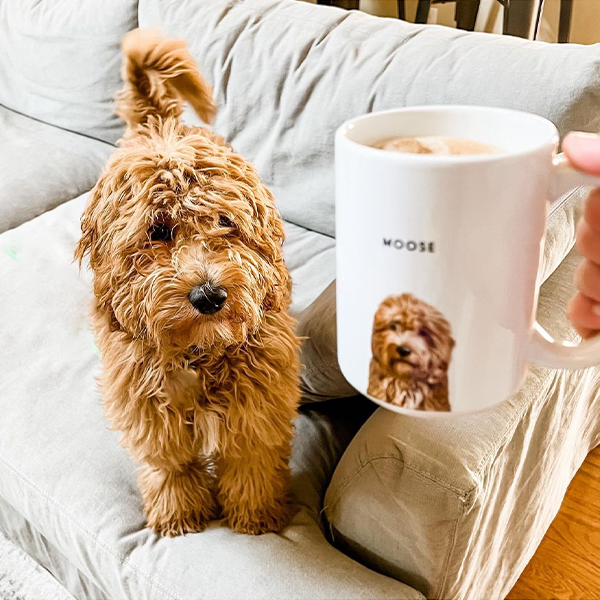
(528, 153, 600, 369)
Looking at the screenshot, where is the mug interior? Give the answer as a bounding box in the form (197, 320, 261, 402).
(340, 105, 559, 157)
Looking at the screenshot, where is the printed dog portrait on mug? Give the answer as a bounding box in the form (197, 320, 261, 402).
(367, 294, 455, 411)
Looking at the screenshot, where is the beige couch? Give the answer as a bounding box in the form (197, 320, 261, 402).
(1, 0, 600, 598)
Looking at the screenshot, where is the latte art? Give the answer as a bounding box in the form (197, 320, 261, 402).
(373, 136, 501, 156)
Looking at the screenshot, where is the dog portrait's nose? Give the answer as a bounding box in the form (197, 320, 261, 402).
(188, 283, 228, 315)
(397, 345, 412, 358)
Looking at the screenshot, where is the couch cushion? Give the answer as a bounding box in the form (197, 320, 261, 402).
(140, 0, 600, 237)
(0, 0, 137, 144)
(0, 106, 112, 233)
(0, 195, 419, 600)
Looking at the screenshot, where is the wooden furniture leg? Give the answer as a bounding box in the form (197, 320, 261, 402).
(455, 0, 481, 30)
(397, 0, 406, 20)
(558, 0, 573, 43)
(503, 0, 536, 38)
(415, 0, 432, 23)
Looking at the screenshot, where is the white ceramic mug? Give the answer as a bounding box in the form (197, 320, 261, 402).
(335, 105, 600, 415)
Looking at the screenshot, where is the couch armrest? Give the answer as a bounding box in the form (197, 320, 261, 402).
(324, 247, 600, 600)
(543, 185, 586, 282)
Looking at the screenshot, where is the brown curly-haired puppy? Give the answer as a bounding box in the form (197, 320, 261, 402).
(75, 30, 300, 536)
(367, 294, 454, 411)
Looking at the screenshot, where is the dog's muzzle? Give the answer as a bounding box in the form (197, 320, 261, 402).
(189, 283, 228, 315)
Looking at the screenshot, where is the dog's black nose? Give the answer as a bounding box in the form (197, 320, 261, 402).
(397, 345, 412, 358)
(189, 284, 228, 314)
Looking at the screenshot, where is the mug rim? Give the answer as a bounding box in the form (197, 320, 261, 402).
(336, 105, 560, 164)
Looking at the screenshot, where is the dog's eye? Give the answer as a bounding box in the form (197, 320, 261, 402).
(218, 215, 233, 228)
(148, 222, 174, 242)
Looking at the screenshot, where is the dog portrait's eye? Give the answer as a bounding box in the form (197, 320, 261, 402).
(148, 222, 174, 242)
(418, 327, 434, 344)
(218, 215, 233, 228)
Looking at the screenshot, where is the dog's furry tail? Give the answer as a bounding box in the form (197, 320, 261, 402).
(116, 29, 217, 130)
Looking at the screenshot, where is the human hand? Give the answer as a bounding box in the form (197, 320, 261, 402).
(564, 132, 600, 339)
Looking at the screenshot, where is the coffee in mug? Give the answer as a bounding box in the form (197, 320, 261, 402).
(335, 106, 600, 416)
(373, 135, 501, 155)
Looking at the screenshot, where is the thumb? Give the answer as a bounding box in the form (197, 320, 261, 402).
(563, 132, 600, 177)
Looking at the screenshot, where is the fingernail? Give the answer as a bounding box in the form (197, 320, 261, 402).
(563, 132, 600, 174)
(568, 132, 599, 140)
(565, 132, 600, 147)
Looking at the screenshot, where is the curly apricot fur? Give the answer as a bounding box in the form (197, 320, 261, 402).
(76, 30, 300, 536)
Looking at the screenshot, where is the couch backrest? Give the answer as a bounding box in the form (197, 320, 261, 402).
(0, 0, 137, 144)
(4, 0, 597, 235)
(139, 0, 600, 237)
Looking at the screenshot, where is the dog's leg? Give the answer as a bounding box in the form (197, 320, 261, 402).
(100, 336, 218, 536)
(125, 398, 219, 537)
(217, 414, 295, 535)
(216, 340, 299, 534)
(137, 452, 217, 537)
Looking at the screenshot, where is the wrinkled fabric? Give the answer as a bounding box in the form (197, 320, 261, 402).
(0, 105, 112, 233)
(284, 222, 335, 315)
(544, 185, 587, 281)
(0, 194, 421, 600)
(0, 0, 137, 144)
(324, 247, 600, 599)
(140, 0, 600, 237)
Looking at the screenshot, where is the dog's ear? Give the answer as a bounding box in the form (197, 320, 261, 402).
(254, 197, 291, 314)
(262, 262, 291, 313)
(74, 182, 110, 269)
(74, 188, 98, 266)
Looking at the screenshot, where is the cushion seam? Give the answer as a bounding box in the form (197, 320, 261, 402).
(0, 187, 97, 235)
(0, 103, 116, 149)
(327, 455, 469, 520)
(325, 456, 464, 597)
(436, 492, 466, 598)
(285, 221, 335, 241)
(0, 453, 183, 600)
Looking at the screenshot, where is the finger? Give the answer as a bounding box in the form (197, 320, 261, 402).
(567, 292, 600, 335)
(575, 219, 600, 264)
(584, 188, 600, 234)
(574, 260, 600, 302)
(563, 132, 600, 177)
(574, 327, 598, 340)
(576, 324, 597, 340)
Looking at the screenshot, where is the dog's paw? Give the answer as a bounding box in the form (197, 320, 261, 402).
(139, 461, 220, 537)
(227, 497, 296, 535)
(147, 499, 218, 537)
